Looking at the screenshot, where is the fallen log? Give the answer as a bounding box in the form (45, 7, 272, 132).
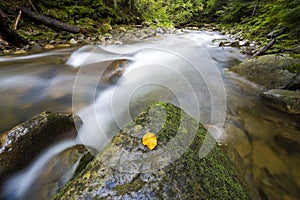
(252, 38, 276, 57)
(18, 6, 81, 33)
(0, 15, 27, 47)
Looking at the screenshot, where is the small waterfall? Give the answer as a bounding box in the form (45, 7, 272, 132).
(1, 140, 78, 200)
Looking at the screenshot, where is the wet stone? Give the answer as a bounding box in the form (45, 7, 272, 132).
(53, 103, 259, 200)
(0, 111, 80, 184)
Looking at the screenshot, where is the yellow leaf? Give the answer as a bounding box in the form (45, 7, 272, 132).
(142, 132, 157, 150)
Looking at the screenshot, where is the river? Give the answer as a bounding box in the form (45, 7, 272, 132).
(0, 30, 299, 200)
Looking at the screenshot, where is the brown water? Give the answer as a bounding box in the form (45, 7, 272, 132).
(0, 31, 299, 200)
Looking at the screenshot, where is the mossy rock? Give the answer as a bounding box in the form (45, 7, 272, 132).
(53, 102, 258, 199)
(0, 111, 80, 185)
(230, 54, 300, 90)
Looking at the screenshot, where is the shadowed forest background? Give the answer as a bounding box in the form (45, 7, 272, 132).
(0, 0, 299, 50)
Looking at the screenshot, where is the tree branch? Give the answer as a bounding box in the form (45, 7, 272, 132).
(14, 10, 22, 30)
(252, 39, 276, 57)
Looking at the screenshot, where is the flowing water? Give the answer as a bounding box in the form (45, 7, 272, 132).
(0, 31, 299, 200)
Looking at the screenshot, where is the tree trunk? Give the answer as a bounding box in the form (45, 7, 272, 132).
(18, 6, 81, 33)
(0, 15, 27, 47)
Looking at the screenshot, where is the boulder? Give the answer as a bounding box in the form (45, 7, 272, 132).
(260, 89, 300, 114)
(230, 41, 240, 48)
(0, 111, 80, 184)
(54, 102, 258, 199)
(230, 54, 300, 89)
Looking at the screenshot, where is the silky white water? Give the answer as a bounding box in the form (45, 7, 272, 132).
(1, 31, 299, 200)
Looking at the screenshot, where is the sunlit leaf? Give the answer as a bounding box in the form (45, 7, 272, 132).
(142, 132, 157, 150)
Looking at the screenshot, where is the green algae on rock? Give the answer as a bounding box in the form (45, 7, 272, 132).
(0, 111, 80, 184)
(230, 54, 300, 90)
(53, 102, 258, 199)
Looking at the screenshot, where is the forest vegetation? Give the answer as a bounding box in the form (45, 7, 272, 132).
(0, 0, 299, 50)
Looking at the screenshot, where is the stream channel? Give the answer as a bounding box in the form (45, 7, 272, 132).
(0, 30, 299, 200)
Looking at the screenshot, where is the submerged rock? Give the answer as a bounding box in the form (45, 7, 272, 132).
(0, 111, 80, 184)
(230, 54, 300, 89)
(260, 89, 300, 114)
(100, 59, 128, 84)
(274, 132, 300, 153)
(54, 102, 258, 199)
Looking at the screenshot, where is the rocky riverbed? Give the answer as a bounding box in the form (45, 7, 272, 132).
(0, 24, 264, 56)
(0, 25, 177, 55)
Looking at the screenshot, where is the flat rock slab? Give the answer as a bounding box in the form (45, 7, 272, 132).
(260, 89, 300, 114)
(54, 102, 258, 199)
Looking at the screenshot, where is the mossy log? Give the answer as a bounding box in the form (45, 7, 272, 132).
(54, 102, 259, 199)
(18, 6, 81, 33)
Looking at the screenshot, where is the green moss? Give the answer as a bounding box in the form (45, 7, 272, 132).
(159, 125, 252, 199)
(290, 54, 300, 58)
(53, 102, 257, 199)
(113, 177, 144, 195)
(284, 63, 300, 73)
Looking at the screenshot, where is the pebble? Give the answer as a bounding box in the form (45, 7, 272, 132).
(114, 41, 123, 45)
(57, 44, 71, 48)
(118, 27, 127, 32)
(14, 49, 26, 54)
(104, 33, 113, 39)
(3, 49, 12, 54)
(44, 44, 55, 50)
(70, 38, 78, 44)
(98, 35, 104, 42)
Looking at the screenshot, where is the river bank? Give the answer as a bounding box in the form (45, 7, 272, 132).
(2, 22, 299, 58)
(0, 25, 176, 55)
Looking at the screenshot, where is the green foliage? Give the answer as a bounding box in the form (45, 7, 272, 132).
(137, 0, 170, 26)
(168, 0, 193, 25)
(3, 0, 299, 44)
